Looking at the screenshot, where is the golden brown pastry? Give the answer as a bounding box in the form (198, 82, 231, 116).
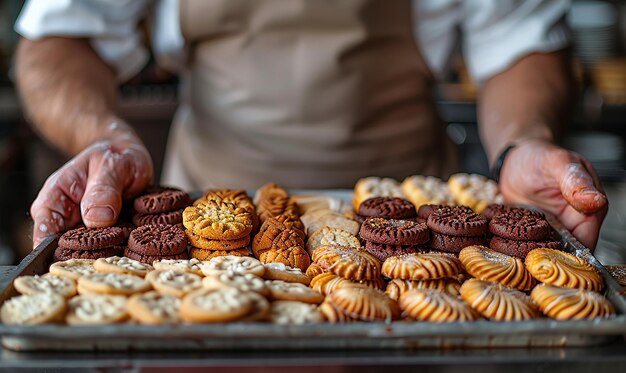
(399, 289, 480, 322)
(385, 278, 461, 301)
(530, 284, 615, 320)
(459, 245, 535, 291)
(525, 248, 604, 292)
(381, 253, 463, 280)
(312, 245, 381, 281)
(460, 278, 541, 321)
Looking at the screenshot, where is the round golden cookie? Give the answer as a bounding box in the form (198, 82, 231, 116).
(127, 291, 180, 324)
(202, 272, 270, 296)
(530, 284, 615, 320)
(201, 255, 265, 277)
(385, 278, 461, 301)
(399, 289, 480, 322)
(239, 291, 271, 322)
(309, 273, 384, 296)
(460, 278, 540, 321)
(190, 247, 249, 261)
(183, 200, 253, 240)
(186, 231, 250, 251)
(306, 213, 360, 237)
(305, 227, 361, 256)
(0, 293, 66, 325)
(252, 226, 305, 258)
(66, 294, 128, 325)
(262, 262, 311, 285)
(265, 279, 324, 304)
(258, 246, 311, 272)
(318, 300, 356, 323)
(312, 245, 381, 281)
(525, 248, 604, 291)
(14, 274, 77, 298)
(77, 273, 152, 296)
(180, 287, 254, 323)
(306, 263, 325, 278)
(94, 256, 154, 278)
(49, 259, 96, 280)
(146, 270, 203, 297)
(269, 301, 323, 324)
(327, 286, 400, 322)
(381, 253, 463, 281)
(153, 258, 204, 276)
(459, 245, 535, 291)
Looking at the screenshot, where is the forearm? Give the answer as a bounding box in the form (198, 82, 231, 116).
(478, 51, 574, 165)
(15, 37, 139, 155)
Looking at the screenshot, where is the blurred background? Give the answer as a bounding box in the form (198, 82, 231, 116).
(0, 0, 625, 264)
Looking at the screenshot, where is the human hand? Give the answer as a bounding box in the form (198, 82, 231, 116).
(499, 140, 608, 249)
(30, 137, 153, 249)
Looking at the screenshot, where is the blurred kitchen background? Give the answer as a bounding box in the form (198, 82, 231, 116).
(0, 0, 625, 264)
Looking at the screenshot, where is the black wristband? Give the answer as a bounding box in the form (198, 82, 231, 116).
(490, 144, 516, 183)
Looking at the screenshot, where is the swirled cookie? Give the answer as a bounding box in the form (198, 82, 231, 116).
(459, 245, 535, 291)
(525, 248, 604, 291)
(399, 289, 480, 322)
(384, 278, 461, 301)
(306, 263, 326, 278)
(327, 286, 400, 322)
(460, 279, 540, 321)
(312, 245, 381, 281)
(530, 284, 615, 320)
(309, 273, 382, 296)
(381, 253, 463, 280)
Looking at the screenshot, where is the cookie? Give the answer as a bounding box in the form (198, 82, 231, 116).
(327, 286, 400, 322)
(427, 206, 487, 237)
(381, 253, 463, 280)
(202, 272, 270, 296)
(265, 279, 324, 304)
(480, 204, 514, 221)
(77, 272, 152, 296)
(306, 212, 360, 237)
(13, 274, 77, 298)
(132, 209, 183, 227)
(447, 173, 504, 213)
(253, 183, 292, 221)
(123, 247, 189, 264)
(429, 232, 485, 253)
(0, 293, 66, 325)
(190, 247, 249, 261)
(309, 272, 383, 295)
(489, 236, 561, 259)
(312, 245, 381, 281)
(152, 258, 204, 276)
(183, 201, 253, 240)
(399, 289, 480, 322)
(66, 294, 128, 325)
(319, 300, 356, 323)
(306, 227, 360, 256)
(258, 246, 311, 273)
(401, 175, 455, 208)
(252, 228, 305, 258)
(187, 231, 250, 251)
(363, 241, 424, 262)
(54, 246, 121, 262)
(49, 259, 96, 280)
(489, 210, 550, 241)
(606, 265, 626, 287)
(127, 291, 181, 324)
(385, 278, 462, 301)
(525, 248, 604, 291)
(58, 226, 124, 251)
(460, 278, 540, 321)
(128, 224, 188, 256)
(133, 186, 191, 214)
(94, 256, 154, 278)
(146, 270, 203, 297)
(459, 245, 535, 291)
(259, 214, 306, 240)
(180, 287, 253, 323)
(269, 301, 323, 324)
(357, 197, 417, 219)
(262, 262, 311, 285)
(306, 263, 325, 278)
(530, 284, 615, 320)
(360, 218, 430, 246)
(239, 291, 272, 322)
(416, 204, 445, 221)
(201, 255, 265, 277)
(353, 177, 404, 210)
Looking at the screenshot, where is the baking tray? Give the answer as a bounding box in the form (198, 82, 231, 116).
(0, 190, 625, 351)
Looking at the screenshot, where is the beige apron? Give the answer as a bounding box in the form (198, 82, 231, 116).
(161, 0, 457, 190)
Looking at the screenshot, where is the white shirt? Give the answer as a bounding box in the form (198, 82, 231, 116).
(15, 0, 570, 83)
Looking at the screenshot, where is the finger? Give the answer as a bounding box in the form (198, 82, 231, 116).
(552, 158, 608, 214)
(557, 203, 608, 250)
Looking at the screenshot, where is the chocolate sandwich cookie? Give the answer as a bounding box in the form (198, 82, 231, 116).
(58, 226, 124, 251)
(427, 206, 487, 237)
(364, 241, 426, 262)
(54, 247, 122, 262)
(429, 232, 486, 254)
(489, 236, 561, 259)
(128, 224, 188, 256)
(489, 210, 549, 241)
(133, 187, 191, 215)
(358, 197, 417, 220)
(132, 209, 183, 227)
(360, 218, 430, 245)
(416, 204, 445, 221)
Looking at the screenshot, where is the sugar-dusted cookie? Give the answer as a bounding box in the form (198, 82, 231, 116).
(269, 301, 323, 324)
(146, 270, 203, 297)
(360, 218, 430, 246)
(460, 278, 540, 321)
(306, 227, 360, 256)
(153, 258, 204, 276)
(0, 293, 66, 325)
(201, 255, 265, 277)
(49, 259, 96, 280)
(399, 289, 480, 322)
(239, 291, 271, 322)
(447, 173, 504, 213)
(127, 291, 181, 324)
(180, 287, 253, 323)
(58, 226, 124, 251)
(262, 262, 311, 285)
(77, 272, 152, 296)
(94, 256, 154, 278)
(14, 274, 77, 298)
(265, 279, 324, 304)
(202, 272, 270, 296)
(459, 245, 535, 291)
(66, 294, 128, 325)
(190, 247, 249, 261)
(183, 200, 253, 240)
(327, 286, 400, 322)
(312, 245, 381, 281)
(531, 284, 615, 320)
(381, 253, 463, 280)
(401, 175, 455, 208)
(525, 248, 604, 291)
(385, 278, 461, 301)
(310, 272, 384, 296)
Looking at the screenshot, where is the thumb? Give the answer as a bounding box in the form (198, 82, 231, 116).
(80, 152, 125, 228)
(552, 156, 608, 214)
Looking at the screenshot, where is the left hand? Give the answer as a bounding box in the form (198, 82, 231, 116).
(498, 140, 608, 250)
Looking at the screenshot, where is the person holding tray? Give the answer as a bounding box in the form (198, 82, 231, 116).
(14, 0, 607, 251)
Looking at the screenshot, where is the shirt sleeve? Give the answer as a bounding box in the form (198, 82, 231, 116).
(461, 0, 571, 83)
(15, 0, 152, 81)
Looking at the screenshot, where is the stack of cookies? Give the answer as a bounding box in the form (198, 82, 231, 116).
(354, 196, 417, 223)
(54, 226, 124, 262)
(359, 215, 430, 262)
(426, 206, 487, 254)
(125, 224, 189, 264)
(132, 186, 191, 227)
(183, 191, 255, 261)
(310, 244, 385, 290)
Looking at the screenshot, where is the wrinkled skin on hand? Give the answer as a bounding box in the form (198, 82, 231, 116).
(499, 140, 608, 250)
(30, 140, 153, 248)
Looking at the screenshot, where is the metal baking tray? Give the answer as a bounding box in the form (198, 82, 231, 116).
(0, 191, 625, 351)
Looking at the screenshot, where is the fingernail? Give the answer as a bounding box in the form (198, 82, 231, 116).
(84, 206, 115, 222)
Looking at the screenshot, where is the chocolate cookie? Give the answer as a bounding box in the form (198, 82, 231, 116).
(429, 232, 486, 254)
(360, 218, 430, 245)
(427, 206, 487, 237)
(489, 236, 561, 259)
(124, 247, 190, 264)
(58, 226, 124, 251)
(133, 187, 191, 215)
(489, 210, 549, 241)
(132, 209, 183, 227)
(417, 204, 445, 221)
(54, 246, 122, 262)
(480, 204, 511, 222)
(358, 197, 417, 219)
(364, 241, 426, 262)
(128, 224, 188, 256)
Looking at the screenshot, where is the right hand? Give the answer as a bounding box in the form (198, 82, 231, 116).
(30, 137, 153, 249)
